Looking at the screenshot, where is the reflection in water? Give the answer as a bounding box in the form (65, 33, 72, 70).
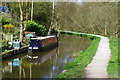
(2, 34, 92, 78)
(28, 48, 58, 64)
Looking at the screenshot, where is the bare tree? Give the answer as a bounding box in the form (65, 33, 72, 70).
(31, 0, 33, 21)
(19, 0, 23, 42)
(55, 2, 118, 37)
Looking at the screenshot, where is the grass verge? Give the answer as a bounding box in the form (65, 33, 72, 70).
(107, 38, 119, 78)
(57, 31, 100, 78)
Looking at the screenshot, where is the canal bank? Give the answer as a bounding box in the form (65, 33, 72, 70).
(57, 30, 111, 78)
(107, 38, 119, 78)
(57, 30, 100, 78)
(2, 36, 58, 59)
(2, 45, 29, 59)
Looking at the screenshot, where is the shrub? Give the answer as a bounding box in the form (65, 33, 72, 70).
(24, 20, 46, 36)
(0, 16, 11, 25)
(4, 24, 14, 28)
(3, 24, 14, 33)
(13, 31, 20, 40)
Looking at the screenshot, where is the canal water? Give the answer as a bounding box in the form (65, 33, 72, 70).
(2, 34, 92, 78)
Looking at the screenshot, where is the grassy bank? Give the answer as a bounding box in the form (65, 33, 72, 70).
(107, 38, 119, 78)
(57, 31, 100, 78)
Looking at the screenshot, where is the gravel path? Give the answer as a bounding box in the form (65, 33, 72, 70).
(84, 35, 111, 78)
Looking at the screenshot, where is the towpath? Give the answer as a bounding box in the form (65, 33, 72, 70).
(58, 30, 111, 78)
(84, 35, 111, 78)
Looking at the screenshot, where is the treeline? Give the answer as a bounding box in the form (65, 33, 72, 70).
(1, 2, 119, 38)
(54, 2, 118, 37)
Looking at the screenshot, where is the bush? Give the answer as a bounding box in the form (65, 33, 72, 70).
(0, 16, 13, 33)
(3, 24, 14, 33)
(24, 20, 46, 36)
(0, 16, 11, 25)
(4, 24, 14, 28)
(22, 37, 30, 46)
(2, 39, 12, 52)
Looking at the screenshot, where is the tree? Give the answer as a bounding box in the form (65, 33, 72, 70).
(33, 2, 52, 30)
(54, 2, 118, 37)
(31, 0, 33, 21)
(19, 0, 23, 42)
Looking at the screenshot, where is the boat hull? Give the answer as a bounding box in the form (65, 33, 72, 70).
(29, 42, 58, 53)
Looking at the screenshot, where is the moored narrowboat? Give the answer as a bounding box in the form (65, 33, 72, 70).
(29, 35, 58, 52)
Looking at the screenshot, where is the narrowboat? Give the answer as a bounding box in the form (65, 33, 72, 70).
(29, 35, 58, 52)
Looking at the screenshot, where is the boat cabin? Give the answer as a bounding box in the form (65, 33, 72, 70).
(29, 36, 57, 51)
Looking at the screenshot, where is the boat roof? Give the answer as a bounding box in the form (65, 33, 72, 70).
(31, 35, 56, 40)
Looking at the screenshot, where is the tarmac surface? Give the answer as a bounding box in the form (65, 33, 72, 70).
(84, 35, 111, 78)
